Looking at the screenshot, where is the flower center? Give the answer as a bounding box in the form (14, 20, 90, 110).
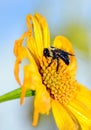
(40, 56, 78, 105)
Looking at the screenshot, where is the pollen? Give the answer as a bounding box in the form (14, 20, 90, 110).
(40, 56, 78, 105)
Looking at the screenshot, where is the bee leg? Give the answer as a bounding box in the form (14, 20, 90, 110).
(47, 59, 53, 68)
(56, 58, 59, 71)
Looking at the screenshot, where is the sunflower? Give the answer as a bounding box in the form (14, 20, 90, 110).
(14, 13, 91, 130)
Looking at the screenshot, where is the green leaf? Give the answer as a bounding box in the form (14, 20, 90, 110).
(0, 88, 35, 103)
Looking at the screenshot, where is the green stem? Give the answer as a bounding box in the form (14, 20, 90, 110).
(0, 88, 35, 103)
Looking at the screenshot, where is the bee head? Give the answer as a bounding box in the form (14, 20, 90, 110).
(43, 48, 50, 57)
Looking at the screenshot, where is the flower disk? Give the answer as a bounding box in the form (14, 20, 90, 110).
(40, 56, 78, 105)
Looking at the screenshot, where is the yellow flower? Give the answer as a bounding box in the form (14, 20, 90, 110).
(14, 13, 91, 130)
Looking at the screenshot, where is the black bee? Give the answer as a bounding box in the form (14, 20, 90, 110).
(43, 46, 74, 71)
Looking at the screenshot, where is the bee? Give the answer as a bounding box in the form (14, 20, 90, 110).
(43, 46, 74, 71)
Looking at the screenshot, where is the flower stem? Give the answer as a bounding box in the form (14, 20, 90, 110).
(0, 88, 35, 103)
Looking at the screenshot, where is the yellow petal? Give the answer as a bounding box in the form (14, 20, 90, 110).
(53, 36, 77, 76)
(26, 35, 39, 64)
(76, 83, 91, 109)
(35, 13, 50, 48)
(53, 36, 62, 49)
(14, 59, 21, 85)
(26, 14, 43, 59)
(14, 32, 29, 84)
(14, 43, 42, 104)
(14, 46, 29, 85)
(14, 32, 28, 57)
(20, 64, 42, 104)
(68, 85, 91, 129)
(14, 43, 38, 85)
(53, 36, 73, 53)
(23, 64, 41, 90)
(32, 85, 51, 126)
(20, 84, 27, 105)
(52, 100, 80, 130)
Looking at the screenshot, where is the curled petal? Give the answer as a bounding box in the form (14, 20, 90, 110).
(53, 36, 62, 49)
(20, 85, 27, 105)
(26, 35, 39, 65)
(23, 64, 41, 90)
(14, 45, 38, 85)
(35, 13, 50, 48)
(53, 36, 77, 76)
(14, 59, 21, 85)
(14, 32, 28, 57)
(14, 46, 28, 85)
(26, 14, 43, 59)
(32, 85, 51, 126)
(20, 64, 42, 104)
(53, 36, 73, 53)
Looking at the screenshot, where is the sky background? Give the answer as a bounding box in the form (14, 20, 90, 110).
(0, 0, 91, 130)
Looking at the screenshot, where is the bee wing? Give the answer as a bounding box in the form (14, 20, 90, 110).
(59, 50, 73, 65)
(60, 54, 70, 65)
